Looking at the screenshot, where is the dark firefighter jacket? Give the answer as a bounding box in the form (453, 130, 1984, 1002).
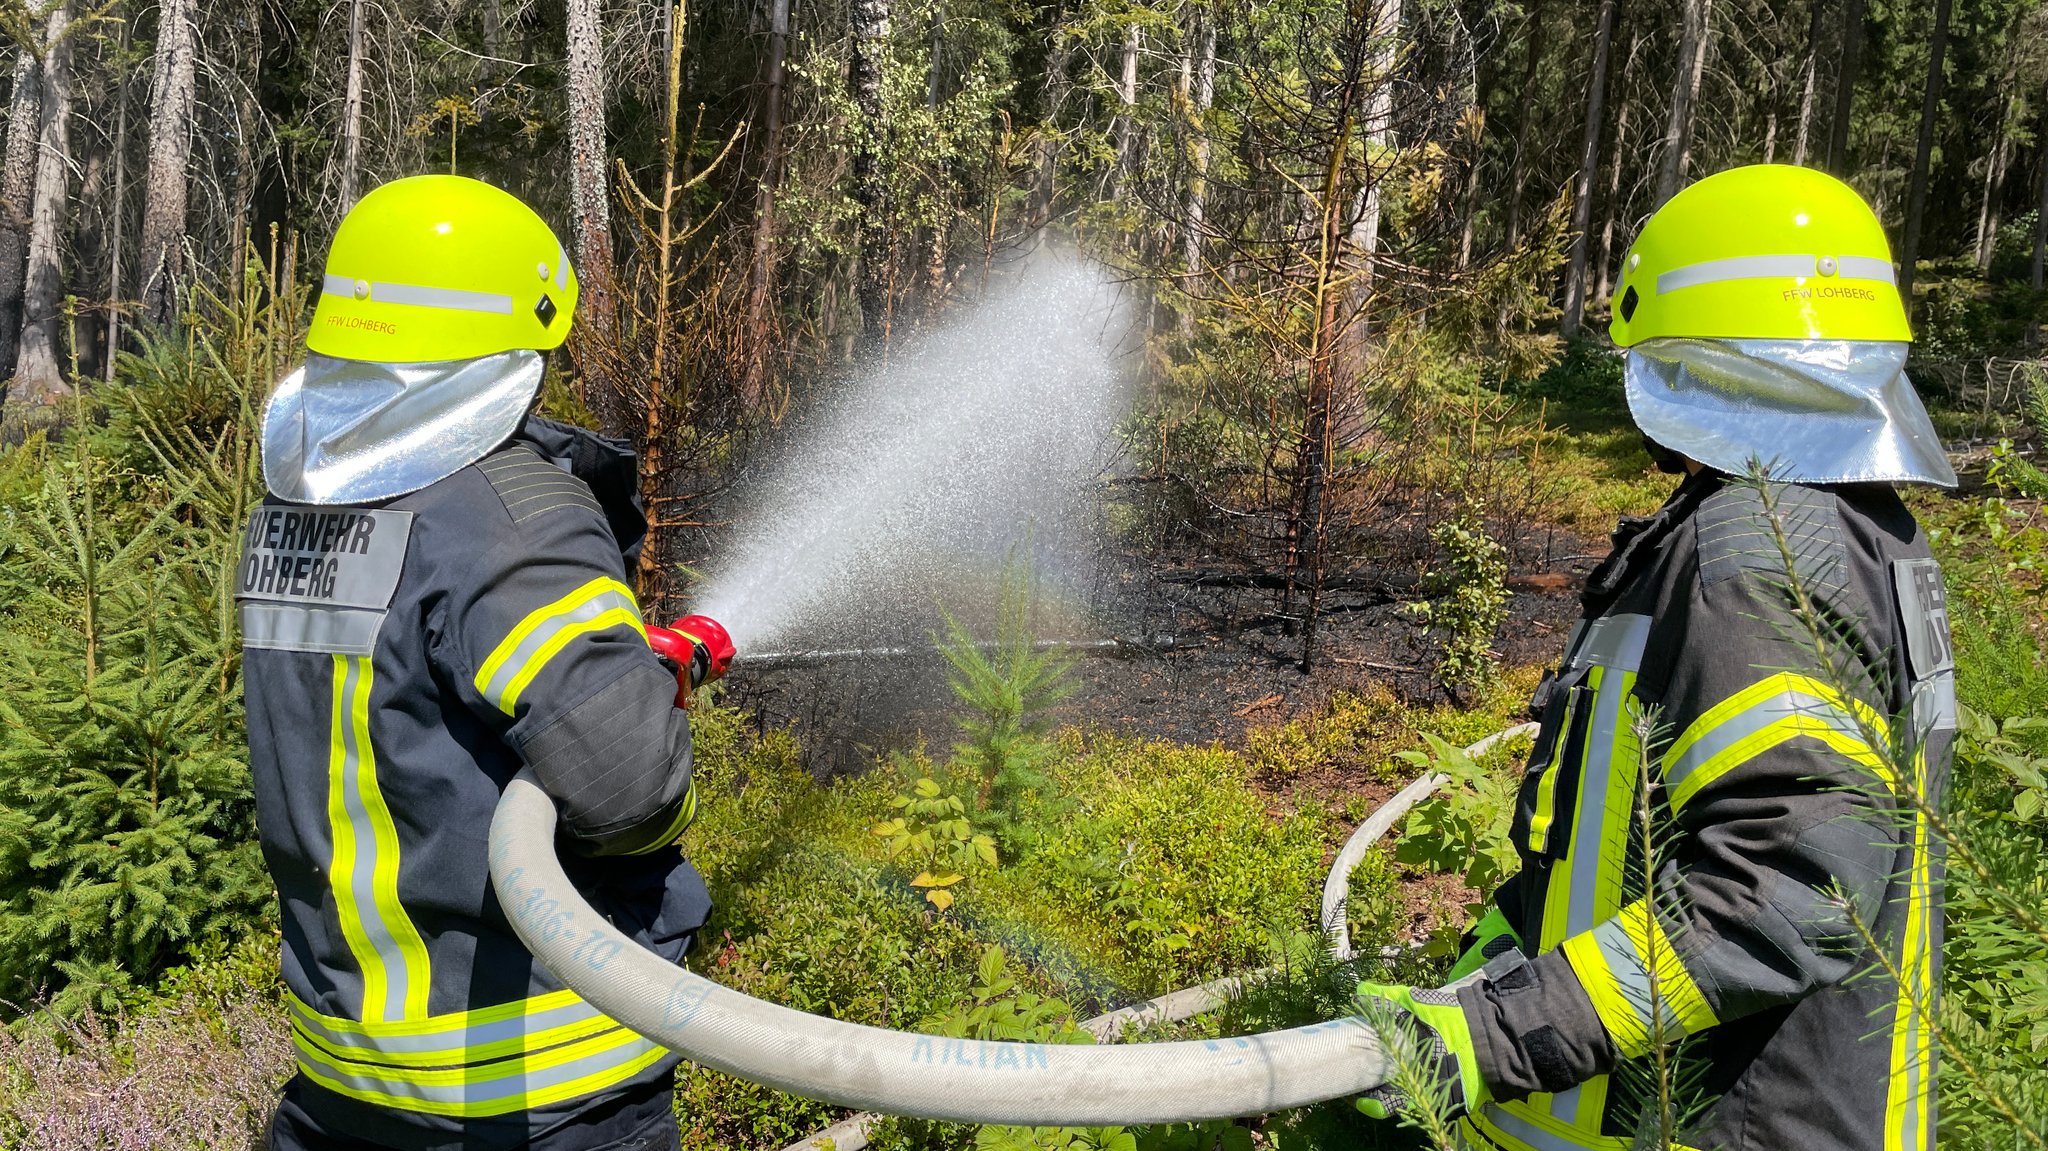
(237, 416, 710, 1151)
(1458, 471, 1952, 1151)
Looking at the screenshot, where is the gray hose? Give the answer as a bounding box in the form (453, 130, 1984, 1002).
(489, 770, 1387, 1125)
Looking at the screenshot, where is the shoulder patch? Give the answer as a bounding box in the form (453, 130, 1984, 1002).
(1694, 482, 1848, 598)
(476, 446, 604, 527)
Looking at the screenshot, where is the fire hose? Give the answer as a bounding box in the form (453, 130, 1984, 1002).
(486, 722, 1530, 1128)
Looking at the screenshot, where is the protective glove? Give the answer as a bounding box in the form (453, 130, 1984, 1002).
(1446, 905, 1522, 983)
(1354, 980, 1489, 1122)
(645, 615, 736, 707)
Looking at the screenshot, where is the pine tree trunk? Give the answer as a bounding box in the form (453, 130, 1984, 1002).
(1595, 80, 1632, 304)
(850, 0, 892, 345)
(0, 48, 43, 381)
(1341, 0, 1399, 353)
(1673, 0, 1711, 181)
(1897, 0, 1950, 308)
(1826, 0, 1864, 175)
(1655, 0, 1707, 206)
(139, 0, 196, 328)
(1975, 43, 2019, 272)
(1559, 0, 1616, 339)
(1181, 3, 1214, 288)
(742, 0, 792, 409)
(1501, 0, 1546, 250)
(1031, 0, 1071, 236)
(566, 0, 625, 432)
(2032, 122, 2048, 299)
(103, 16, 131, 381)
(14, 1, 76, 402)
(340, 0, 365, 209)
(1113, 20, 1139, 190)
(1792, 0, 1823, 167)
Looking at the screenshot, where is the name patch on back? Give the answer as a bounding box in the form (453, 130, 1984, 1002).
(236, 508, 413, 654)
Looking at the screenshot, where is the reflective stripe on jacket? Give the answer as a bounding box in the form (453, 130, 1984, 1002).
(238, 417, 709, 1151)
(1461, 472, 1952, 1151)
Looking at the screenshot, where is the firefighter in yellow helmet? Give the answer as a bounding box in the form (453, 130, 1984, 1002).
(1354, 165, 1956, 1150)
(243, 176, 731, 1150)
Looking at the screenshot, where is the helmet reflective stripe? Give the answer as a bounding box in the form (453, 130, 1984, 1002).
(555, 242, 570, 290)
(1655, 253, 1897, 296)
(321, 273, 515, 317)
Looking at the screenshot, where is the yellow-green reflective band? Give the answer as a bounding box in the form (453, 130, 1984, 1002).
(1885, 757, 1938, 1151)
(475, 577, 647, 715)
(322, 273, 515, 316)
(1662, 673, 1892, 813)
(327, 655, 432, 1022)
(622, 784, 699, 856)
(1654, 253, 1895, 295)
(1467, 1101, 1651, 1151)
(286, 989, 619, 1069)
(1561, 899, 1719, 1060)
(291, 1021, 667, 1117)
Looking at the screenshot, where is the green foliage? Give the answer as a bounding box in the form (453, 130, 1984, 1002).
(873, 772, 999, 912)
(938, 561, 1078, 858)
(1390, 733, 1520, 915)
(1403, 506, 1508, 697)
(0, 269, 288, 1016)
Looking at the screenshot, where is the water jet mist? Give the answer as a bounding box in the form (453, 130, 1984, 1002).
(693, 256, 1134, 653)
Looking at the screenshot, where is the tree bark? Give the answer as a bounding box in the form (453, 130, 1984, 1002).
(0, 47, 43, 381)
(1031, 0, 1072, 236)
(1181, 2, 1214, 287)
(2032, 119, 2048, 297)
(566, 0, 624, 432)
(1975, 42, 2019, 272)
(1112, 19, 1139, 191)
(850, 0, 892, 345)
(1339, 0, 1399, 358)
(1500, 0, 1546, 249)
(140, 0, 196, 328)
(1792, 0, 1823, 167)
(742, 0, 792, 409)
(103, 13, 131, 381)
(1825, 0, 1864, 175)
(1655, 0, 1708, 206)
(1896, 0, 1950, 308)
(1559, 0, 1616, 338)
(340, 0, 366, 209)
(14, 1, 75, 402)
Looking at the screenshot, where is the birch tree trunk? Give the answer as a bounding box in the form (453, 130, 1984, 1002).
(1, 48, 44, 380)
(850, 0, 892, 344)
(1896, 0, 1950, 307)
(1826, 0, 1864, 175)
(340, 0, 366, 210)
(14, 1, 75, 402)
(140, 0, 196, 327)
(1654, 0, 1707, 206)
(1792, 0, 1823, 167)
(1559, 0, 1615, 338)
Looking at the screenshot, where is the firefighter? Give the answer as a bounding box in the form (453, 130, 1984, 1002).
(239, 175, 735, 1151)
(1354, 164, 1959, 1151)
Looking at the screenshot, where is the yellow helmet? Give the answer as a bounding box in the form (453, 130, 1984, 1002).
(308, 175, 578, 363)
(1609, 165, 1910, 347)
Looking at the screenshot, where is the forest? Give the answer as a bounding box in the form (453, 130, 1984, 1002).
(1, 0, 2047, 1147)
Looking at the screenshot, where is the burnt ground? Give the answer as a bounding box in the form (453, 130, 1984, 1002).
(722, 525, 1601, 773)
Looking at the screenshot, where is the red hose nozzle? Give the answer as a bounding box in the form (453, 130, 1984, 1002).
(645, 615, 736, 708)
